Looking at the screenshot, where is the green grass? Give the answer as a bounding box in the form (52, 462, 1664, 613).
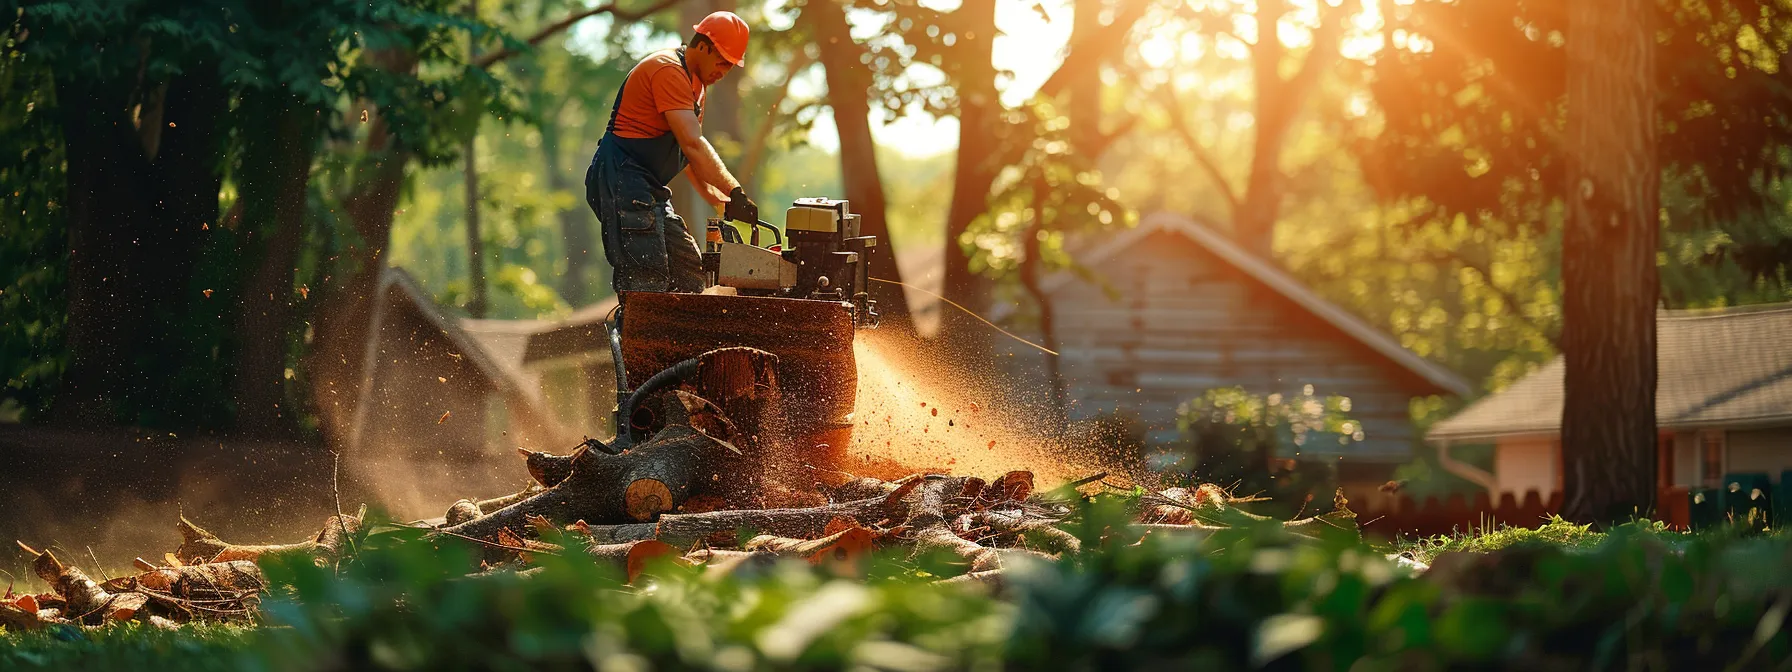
(1394, 516, 1607, 561)
(0, 622, 255, 671)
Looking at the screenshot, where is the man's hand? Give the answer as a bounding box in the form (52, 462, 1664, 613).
(724, 187, 758, 223)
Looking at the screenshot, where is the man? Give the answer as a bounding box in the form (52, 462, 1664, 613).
(585, 10, 759, 298)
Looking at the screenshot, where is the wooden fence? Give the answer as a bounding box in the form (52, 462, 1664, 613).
(1354, 490, 1563, 539)
(1355, 475, 1792, 538)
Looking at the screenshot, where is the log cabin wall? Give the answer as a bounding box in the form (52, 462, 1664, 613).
(996, 216, 1467, 500)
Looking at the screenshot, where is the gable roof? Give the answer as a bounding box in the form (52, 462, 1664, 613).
(345, 267, 572, 451)
(1428, 303, 1792, 442)
(1041, 212, 1473, 397)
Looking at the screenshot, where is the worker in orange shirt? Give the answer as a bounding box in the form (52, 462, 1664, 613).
(585, 11, 758, 298)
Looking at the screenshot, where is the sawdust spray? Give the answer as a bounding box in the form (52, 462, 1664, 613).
(839, 326, 1123, 489)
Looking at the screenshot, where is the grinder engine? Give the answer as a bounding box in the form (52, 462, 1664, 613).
(701, 197, 879, 327)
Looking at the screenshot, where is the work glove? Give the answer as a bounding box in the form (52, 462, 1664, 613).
(725, 187, 759, 224)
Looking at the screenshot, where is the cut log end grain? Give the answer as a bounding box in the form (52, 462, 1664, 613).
(586, 539, 679, 583)
(445, 499, 483, 527)
(625, 479, 676, 521)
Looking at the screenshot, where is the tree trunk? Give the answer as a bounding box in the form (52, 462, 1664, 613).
(50, 67, 226, 426)
(233, 90, 321, 435)
(938, 0, 1000, 352)
(464, 0, 489, 319)
(51, 78, 150, 425)
(1065, 0, 1104, 156)
(807, 0, 912, 331)
(464, 137, 489, 318)
(1019, 178, 1066, 428)
(309, 83, 414, 445)
(540, 114, 606, 306)
(1558, 0, 1659, 525)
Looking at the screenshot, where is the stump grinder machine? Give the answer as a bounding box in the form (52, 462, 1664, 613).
(591, 197, 883, 508)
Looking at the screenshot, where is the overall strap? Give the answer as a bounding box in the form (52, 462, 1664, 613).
(606, 48, 701, 135)
(604, 69, 630, 135)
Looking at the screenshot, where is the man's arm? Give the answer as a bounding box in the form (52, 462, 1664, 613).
(682, 165, 730, 208)
(665, 109, 741, 199)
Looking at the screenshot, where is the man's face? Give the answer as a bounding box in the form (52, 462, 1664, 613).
(691, 41, 735, 85)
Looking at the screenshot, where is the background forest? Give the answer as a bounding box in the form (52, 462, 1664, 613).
(4, 0, 1792, 500)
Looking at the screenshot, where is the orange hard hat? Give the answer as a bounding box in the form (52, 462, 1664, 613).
(692, 11, 749, 66)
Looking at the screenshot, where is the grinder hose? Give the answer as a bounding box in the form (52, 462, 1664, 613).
(614, 356, 701, 450)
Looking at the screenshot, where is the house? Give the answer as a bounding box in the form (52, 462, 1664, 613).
(343, 268, 614, 515)
(997, 212, 1472, 494)
(1426, 303, 1792, 498)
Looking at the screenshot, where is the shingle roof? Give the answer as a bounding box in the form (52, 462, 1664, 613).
(1427, 303, 1792, 442)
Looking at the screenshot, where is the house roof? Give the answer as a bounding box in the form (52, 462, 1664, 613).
(347, 267, 573, 451)
(1039, 212, 1474, 398)
(1428, 303, 1792, 442)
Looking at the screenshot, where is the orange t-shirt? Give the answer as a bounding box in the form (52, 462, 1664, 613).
(611, 48, 705, 140)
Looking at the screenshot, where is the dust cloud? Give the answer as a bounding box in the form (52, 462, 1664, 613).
(837, 329, 1125, 489)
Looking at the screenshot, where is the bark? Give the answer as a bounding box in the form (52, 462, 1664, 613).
(0, 602, 41, 632)
(1018, 178, 1067, 428)
(808, 0, 912, 331)
(134, 562, 266, 597)
(440, 394, 749, 540)
(539, 114, 605, 306)
(233, 90, 322, 434)
(445, 499, 483, 526)
(49, 66, 226, 425)
(939, 0, 1001, 354)
(175, 512, 361, 564)
(584, 539, 679, 582)
(464, 0, 489, 319)
(309, 50, 416, 445)
(577, 482, 922, 545)
(522, 446, 580, 487)
(22, 544, 147, 624)
(464, 138, 489, 318)
(1558, 0, 1659, 525)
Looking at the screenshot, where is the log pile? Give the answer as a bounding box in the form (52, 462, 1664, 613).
(3, 351, 1359, 633)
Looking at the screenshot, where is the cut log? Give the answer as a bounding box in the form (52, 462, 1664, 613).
(585, 539, 679, 582)
(135, 561, 265, 597)
(937, 569, 1005, 591)
(901, 476, 1003, 570)
(440, 391, 752, 541)
(20, 543, 146, 624)
(176, 511, 361, 564)
(445, 499, 482, 527)
(521, 446, 582, 488)
(0, 601, 42, 632)
(975, 510, 1080, 554)
(476, 485, 545, 512)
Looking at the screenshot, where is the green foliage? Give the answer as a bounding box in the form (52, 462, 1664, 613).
(0, 623, 255, 672)
(12, 503, 1792, 670)
(0, 31, 66, 420)
(1169, 386, 1361, 514)
(1400, 516, 1607, 562)
(1359, 0, 1792, 300)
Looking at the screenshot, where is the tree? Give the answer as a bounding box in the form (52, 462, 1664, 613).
(305, 0, 678, 445)
(1358, 0, 1792, 518)
(1558, 0, 1658, 523)
(1162, 0, 1347, 258)
(800, 0, 912, 330)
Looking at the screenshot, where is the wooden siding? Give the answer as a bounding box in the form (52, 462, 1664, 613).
(1725, 428, 1792, 482)
(1015, 229, 1435, 461)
